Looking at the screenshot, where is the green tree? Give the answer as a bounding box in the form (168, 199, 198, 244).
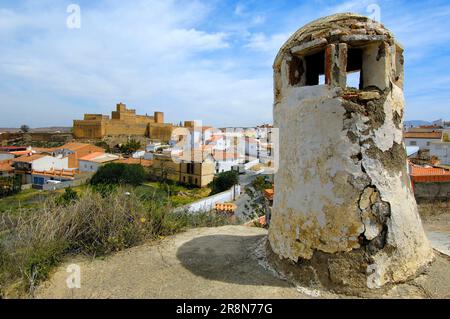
(444, 133, 450, 142)
(94, 141, 111, 153)
(0, 175, 21, 198)
(250, 176, 273, 192)
(90, 163, 147, 186)
(57, 187, 78, 205)
(120, 139, 141, 155)
(208, 171, 239, 195)
(20, 125, 30, 133)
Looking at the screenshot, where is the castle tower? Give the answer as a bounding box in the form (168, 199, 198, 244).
(268, 13, 433, 290)
(154, 111, 164, 124)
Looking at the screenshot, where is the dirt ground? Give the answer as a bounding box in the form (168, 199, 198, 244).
(35, 221, 450, 299)
(36, 226, 308, 299)
(419, 201, 450, 256)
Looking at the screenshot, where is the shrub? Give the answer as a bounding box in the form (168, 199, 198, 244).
(20, 125, 30, 133)
(57, 187, 78, 205)
(94, 141, 111, 153)
(119, 139, 141, 155)
(444, 133, 450, 142)
(0, 175, 21, 198)
(250, 176, 273, 192)
(0, 187, 231, 296)
(208, 171, 239, 195)
(242, 176, 273, 221)
(90, 163, 147, 186)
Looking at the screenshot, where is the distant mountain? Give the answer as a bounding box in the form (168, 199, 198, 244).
(29, 127, 72, 133)
(404, 120, 431, 128)
(0, 127, 72, 133)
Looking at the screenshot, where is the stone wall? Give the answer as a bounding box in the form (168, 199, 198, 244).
(414, 182, 450, 201)
(73, 103, 172, 140)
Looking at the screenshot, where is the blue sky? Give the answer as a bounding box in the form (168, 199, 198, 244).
(0, 0, 449, 128)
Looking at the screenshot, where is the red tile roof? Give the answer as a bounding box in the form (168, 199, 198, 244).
(115, 158, 153, 167)
(32, 147, 58, 153)
(78, 152, 105, 161)
(404, 132, 442, 139)
(10, 150, 33, 156)
(12, 154, 47, 163)
(264, 188, 274, 201)
(59, 142, 94, 150)
(0, 160, 13, 172)
(410, 165, 450, 183)
(215, 202, 236, 212)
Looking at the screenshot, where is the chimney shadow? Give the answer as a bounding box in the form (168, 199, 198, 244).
(175, 234, 289, 287)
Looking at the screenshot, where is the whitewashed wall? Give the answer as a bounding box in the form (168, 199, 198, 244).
(177, 185, 241, 214)
(32, 156, 68, 171)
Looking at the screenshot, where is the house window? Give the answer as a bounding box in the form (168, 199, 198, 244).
(33, 177, 44, 185)
(346, 48, 363, 89)
(410, 141, 417, 146)
(426, 142, 431, 146)
(304, 50, 325, 86)
(318, 74, 326, 85)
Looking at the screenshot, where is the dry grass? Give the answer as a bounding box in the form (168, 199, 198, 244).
(0, 187, 230, 298)
(417, 199, 450, 220)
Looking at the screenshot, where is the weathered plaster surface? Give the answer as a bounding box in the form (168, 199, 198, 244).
(268, 13, 433, 290)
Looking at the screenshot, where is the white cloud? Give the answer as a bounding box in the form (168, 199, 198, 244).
(234, 4, 245, 16)
(0, 0, 448, 128)
(244, 32, 289, 54)
(325, 0, 374, 14)
(0, 1, 266, 127)
(251, 15, 266, 25)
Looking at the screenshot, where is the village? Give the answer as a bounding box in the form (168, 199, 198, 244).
(0, 102, 278, 222)
(0, 102, 449, 221)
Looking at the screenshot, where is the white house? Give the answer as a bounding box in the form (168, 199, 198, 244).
(255, 125, 273, 140)
(78, 152, 120, 172)
(206, 134, 231, 151)
(244, 137, 260, 158)
(430, 141, 450, 165)
(13, 154, 69, 184)
(146, 142, 162, 152)
(31, 169, 77, 187)
(13, 154, 69, 171)
(143, 152, 154, 160)
(259, 142, 274, 164)
(404, 131, 442, 150)
(132, 150, 146, 159)
(213, 151, 244, 174)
